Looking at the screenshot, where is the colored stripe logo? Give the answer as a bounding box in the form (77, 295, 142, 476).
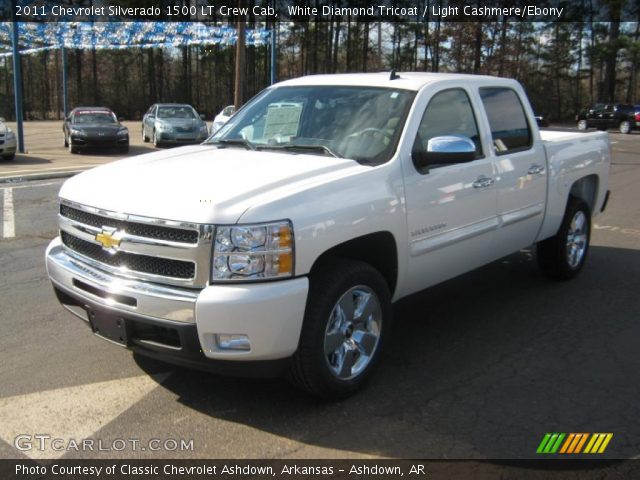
(537, 433, 613, 454)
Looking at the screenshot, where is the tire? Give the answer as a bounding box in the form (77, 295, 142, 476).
(69, 142, 78, 154)
(2, 153, 15, 161)
(152, 130, 161, 148)
(577, 120, 588, 131)
(142, 126, 149, 143)
(619, 120, 631, 134)
(289, 259, 392, 399)
(63, 132, 69, 147)
(537, 196, 591, 280)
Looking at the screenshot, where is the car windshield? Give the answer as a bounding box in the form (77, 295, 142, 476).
(206, 86, 415, 164)
(73, 112, 117, 124)
(157, 106, 198, 120)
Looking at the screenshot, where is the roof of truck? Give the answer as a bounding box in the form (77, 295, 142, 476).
(275, 72, 518, 91)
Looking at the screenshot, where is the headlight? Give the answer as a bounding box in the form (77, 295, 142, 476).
(117, 127, 129, 136)
(212, 221, 294, 282)
(156, 122, 172, 132)
(70, 128, 87, 136)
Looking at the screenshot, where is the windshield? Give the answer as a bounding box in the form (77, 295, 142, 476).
(73, 112, 117, 124)
(157, 106, 198, 120)
(207, 86, 415, 164)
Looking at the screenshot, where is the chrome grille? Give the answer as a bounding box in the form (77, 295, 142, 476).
(58, 200, 213, 287)
(60, 204, 198, 243)
(61, 231, 195, 279)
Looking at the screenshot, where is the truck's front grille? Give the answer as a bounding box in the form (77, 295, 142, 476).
(61, 231, 195, 280)
(60, 204, 199, 244)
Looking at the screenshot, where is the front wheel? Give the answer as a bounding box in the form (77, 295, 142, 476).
(577, 120, 588, 131)
(289, 259, 392, 399)
(537, 196, 591, 280)
(619, 120, 631, 134)
(152, 130, 161, 148)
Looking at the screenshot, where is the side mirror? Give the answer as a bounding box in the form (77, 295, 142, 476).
(412, 135, 476, 169)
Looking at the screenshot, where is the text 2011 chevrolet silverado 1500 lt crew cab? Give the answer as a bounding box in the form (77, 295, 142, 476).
(46, 73, 611, 398)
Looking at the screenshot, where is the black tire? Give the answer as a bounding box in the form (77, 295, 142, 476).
(619, 120, 631, 134)
(289, 259, 392, 399)
(2, 153, 15, 161)
(152, 130, 161, 148)
(537, 196, 591, 280)
(63, 133, 68, 147)
(69, 142, 79, 154)
(142, 126, 149, 143)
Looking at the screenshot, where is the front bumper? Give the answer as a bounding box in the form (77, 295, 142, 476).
(70, 134, 128, 149)
(0, 135, 17, 155)
(157, 131, 208, 144)
(46, 238, 309, 374)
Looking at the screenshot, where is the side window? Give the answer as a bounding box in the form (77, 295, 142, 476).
(480, 87, 532, 154)
(412, 88, 482, 161)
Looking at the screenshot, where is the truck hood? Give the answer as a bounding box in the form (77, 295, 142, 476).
(59, 145, 362, 224)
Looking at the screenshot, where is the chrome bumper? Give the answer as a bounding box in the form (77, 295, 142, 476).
(46, 237, 199, 323)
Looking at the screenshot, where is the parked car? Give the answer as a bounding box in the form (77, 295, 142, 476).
(47, 72, 610, 398)
(576, 103, 639, 134)
(211, 105, 236, 134)
(142, 103, 209, 147)
(63, 107, 129, 154)
(0, 117, 17, 160)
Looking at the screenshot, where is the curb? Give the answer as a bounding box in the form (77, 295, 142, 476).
(0, 169, 86, 185)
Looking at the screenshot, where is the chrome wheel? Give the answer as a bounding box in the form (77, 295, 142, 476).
(324, 285, 382, 380)
(566, 211, 588, 268)
(577, 120, 587, 130)
(619, 121, 630, 134)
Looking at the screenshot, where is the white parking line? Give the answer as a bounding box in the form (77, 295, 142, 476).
(2, 187, 15, 238)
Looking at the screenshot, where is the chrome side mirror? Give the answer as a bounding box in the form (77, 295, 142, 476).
(412, 135, 476, 169)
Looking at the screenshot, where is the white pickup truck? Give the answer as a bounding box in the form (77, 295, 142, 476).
(46, 73, 610, 398)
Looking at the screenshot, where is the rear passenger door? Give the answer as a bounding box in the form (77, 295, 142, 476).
(479, 87, 547, 258)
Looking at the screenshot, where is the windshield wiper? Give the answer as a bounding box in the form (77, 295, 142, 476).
(258, 144, 341, 158)
(210, 138, 256, 151)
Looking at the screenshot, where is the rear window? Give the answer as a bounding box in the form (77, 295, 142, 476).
(480, 87, 532, 155)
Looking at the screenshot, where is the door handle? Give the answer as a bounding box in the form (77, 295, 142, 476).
(473, 176, 494, 188)
(528, 164, 545, 175)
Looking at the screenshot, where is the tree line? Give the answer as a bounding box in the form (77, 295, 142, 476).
(1, 17, 639, 122)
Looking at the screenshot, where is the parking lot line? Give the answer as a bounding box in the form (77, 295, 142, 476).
(2, 187, 14, 238)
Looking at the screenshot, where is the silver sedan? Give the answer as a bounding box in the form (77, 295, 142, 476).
(142, 104, 209, 147)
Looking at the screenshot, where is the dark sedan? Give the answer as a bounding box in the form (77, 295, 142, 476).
(63, 107, 129, 154)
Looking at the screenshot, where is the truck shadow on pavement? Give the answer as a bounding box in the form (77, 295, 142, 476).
(135, 245, 640, 460)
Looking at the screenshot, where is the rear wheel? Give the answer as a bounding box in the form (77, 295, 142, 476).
(2, 153, 15, 161)
(577, 120, 587, 130)
(537, 196, 591, 280)
(619, 120, 631, 134)
(289, 259, 392, 399)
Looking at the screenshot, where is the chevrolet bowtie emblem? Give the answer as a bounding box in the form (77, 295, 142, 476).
(95, 227, 122, 252)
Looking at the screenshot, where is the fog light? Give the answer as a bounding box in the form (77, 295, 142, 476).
(216, 334, 251, 351)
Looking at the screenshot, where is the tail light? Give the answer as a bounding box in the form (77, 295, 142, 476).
(635, 113, 640, 121)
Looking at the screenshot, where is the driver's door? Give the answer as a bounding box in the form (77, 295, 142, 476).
(403, 88, 498, 296)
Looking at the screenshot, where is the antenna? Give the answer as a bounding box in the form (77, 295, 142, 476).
(390, 70, 399, 80)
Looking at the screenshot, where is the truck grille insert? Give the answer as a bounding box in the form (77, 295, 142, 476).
(60, 204, 199, 244)
(61, 231, 195, 280)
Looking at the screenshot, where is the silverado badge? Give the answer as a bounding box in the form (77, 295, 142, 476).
(95, 227, 122, 253)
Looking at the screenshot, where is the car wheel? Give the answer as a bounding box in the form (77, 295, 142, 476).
(69, 141, 78, 154)
(152, 130, 161, 148)
(619, 120, 631, 134)
(577, 120, 588, 130)
(142, 127, 149, 143)
(2, 153, 15, 161)
(537, 196, 591, 280)
(289, 259, 392, 399)
(63, 132, 68, 147)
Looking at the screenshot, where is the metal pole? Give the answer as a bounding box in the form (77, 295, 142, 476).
(11, 20, 25, 153)
(61, 45, 68, 118)
(270, 20, 277, 85)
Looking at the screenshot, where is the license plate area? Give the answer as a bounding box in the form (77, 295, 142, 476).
(88, 310, 128, 346)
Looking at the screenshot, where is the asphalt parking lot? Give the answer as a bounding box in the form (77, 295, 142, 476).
(0, 124, 638, 463)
